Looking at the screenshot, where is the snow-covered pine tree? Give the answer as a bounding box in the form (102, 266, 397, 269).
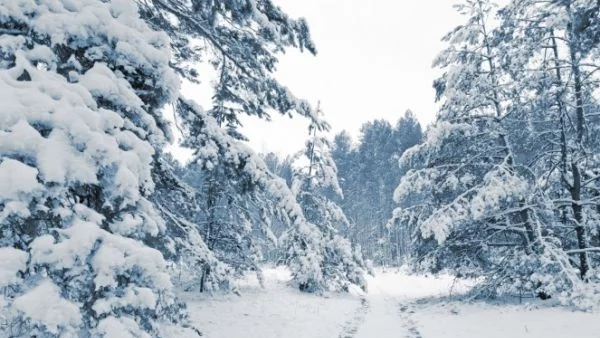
(392, 0, 600, 304)
(139, 0, 370, 293)
(262, 152, 294, 188)
(0, 0, 199, 336)
(260, 152, 296, 262)
(179, 159, 281, 293)
(387, 111, 423, 263)
(495, 0, 600, 303)
(285, 111, 367, 293)
(390, 0, 542, 294)
(150, 154, 233, 294)
(147, 0, 321, 290)
(139, 0, 318, 129)
(330, 112, 422, 266)
(330, 131, 357, 246)
(353, 120, 398, 264)
(173, 99, 334, 292)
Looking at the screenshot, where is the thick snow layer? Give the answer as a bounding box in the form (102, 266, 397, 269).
(0, 159, 42, 201)
(97, 316, 152, 338)
(0, 247, 28, 287)
(13, 280, 82, 335)
(184, 266, 358, 338)
(186, 267, 600, 338)
(414, 302, 600, 338)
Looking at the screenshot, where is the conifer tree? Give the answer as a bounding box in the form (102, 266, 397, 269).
(0, 0, 199, 336)
(285, 110, 367, 292)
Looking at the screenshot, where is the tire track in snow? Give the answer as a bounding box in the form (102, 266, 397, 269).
(398, 302, 422, 338)
(338, 298, 370, 338)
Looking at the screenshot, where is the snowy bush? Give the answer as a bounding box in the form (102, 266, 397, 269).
(0, 0, 198, 336)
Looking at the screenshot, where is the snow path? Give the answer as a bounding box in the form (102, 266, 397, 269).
(351, 296, 408, 338)
(352, 270, 467, 338)
(185, 267, 600, 338)
(338, 298, 369, 338)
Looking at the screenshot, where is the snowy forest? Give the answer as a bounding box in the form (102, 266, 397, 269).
(1, 0, 600, 337)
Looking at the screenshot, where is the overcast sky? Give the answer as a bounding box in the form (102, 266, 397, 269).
(237, 0, 464, 155)
(171, 1, 465, 158)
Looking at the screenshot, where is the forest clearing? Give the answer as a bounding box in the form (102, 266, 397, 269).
(1, 0, 600, 336)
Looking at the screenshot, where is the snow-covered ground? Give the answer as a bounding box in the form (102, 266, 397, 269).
(184, 267, 600, 338)
(183, 267, 358, 338)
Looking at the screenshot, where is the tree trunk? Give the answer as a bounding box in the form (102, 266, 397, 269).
(480, 4, 536, 253)
(549, 22, 590, 279)
(567, 4, 590, 279)
(570, 162, 589, 279)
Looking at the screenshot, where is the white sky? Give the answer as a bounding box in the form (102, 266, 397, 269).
(173, 1, 465, 158)
(239, 0, 464, 155)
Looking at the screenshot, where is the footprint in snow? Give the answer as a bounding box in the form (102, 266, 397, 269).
(337, 297, 370, 338)
(398, 303, 422, 338)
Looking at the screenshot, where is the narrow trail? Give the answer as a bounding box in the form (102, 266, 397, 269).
(351, 295, 411, 338)
(348, 276, 417, 338)
(341, 271, 466, 338)
(398, 302, 422, 338)
(338, 298, 370, 338)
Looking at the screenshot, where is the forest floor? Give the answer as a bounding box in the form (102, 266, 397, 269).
(183, 267, 600, 338)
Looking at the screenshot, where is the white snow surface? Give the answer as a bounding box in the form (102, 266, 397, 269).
(184, 267, 357, 338)
(0, 247, 28, 287)
(13, 280, 82, 335)
(186, 266, 600, 338)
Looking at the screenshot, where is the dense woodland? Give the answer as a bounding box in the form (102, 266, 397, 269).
(1, 0, 600, 336)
